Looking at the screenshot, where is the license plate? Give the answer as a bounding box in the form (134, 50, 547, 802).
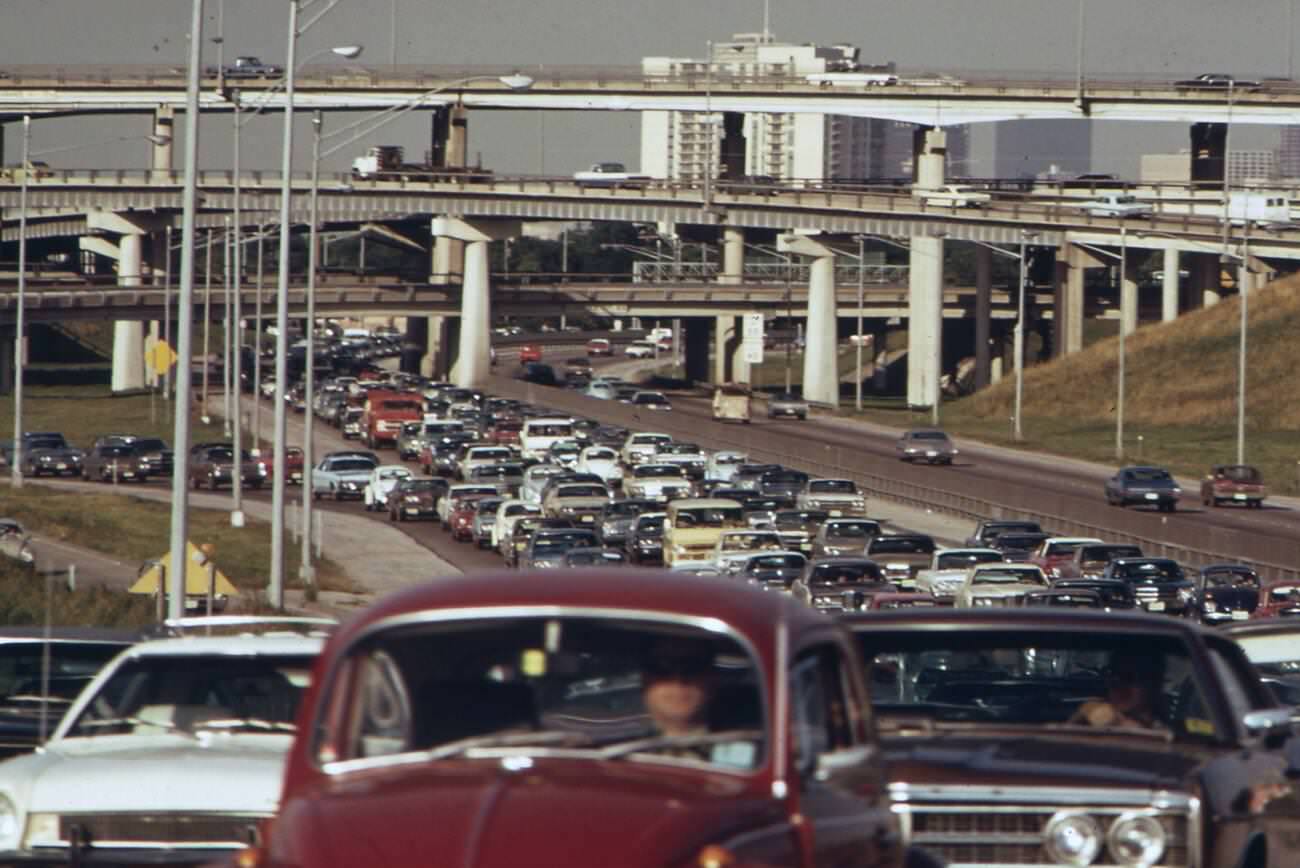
(579, 515, 595, 523)
(1147, 601, 1166, 611)
(829, 509, 843, 517)
(406, 508, 420, 515)
(1234, 493, 1248, 500)
(1145, 492, 1159, 500)
(56, 463, 67, 470)
(926, 451, 938, 457)
(1231, 610, 1250, 620)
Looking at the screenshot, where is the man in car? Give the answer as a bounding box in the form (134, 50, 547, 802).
(642, 643, 715, 742)
(1070, 653, 1166, 730)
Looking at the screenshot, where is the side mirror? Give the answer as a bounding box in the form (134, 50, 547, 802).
(1243, 708, 1294, 750)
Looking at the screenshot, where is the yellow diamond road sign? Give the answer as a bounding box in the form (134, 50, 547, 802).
(148, 340, 178, 375)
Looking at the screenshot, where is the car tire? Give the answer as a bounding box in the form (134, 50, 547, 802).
(250, 480, 263, 491)
(313, 489, 321, 501)
(208, 477, 219, 491)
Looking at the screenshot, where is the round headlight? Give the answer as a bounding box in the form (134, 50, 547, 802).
(1043, 811, 1102, 867)
(0, 793, 20, 848)
(1107, 813, 1165, 868)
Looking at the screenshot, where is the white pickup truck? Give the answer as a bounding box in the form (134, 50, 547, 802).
(573, 162, 650, 187)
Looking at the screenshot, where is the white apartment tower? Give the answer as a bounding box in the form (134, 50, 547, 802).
(641, 35, 968, 183)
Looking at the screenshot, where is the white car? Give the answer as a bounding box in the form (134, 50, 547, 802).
(492, 499, 542, 552)
(624, 341, 657, 359)
(576, 445, 624, 485)
(457, 445, 513, 480)
(796, 478, 868, 517)
(1076, 193, 1152, 218)
(913, 184, 991, 208)
(311, 453, 378, 501)
(623, 463, 694, 502)
(0, 630, 323, 864)
(711, 530, 785, 574)
(953, 563, 1050, 608)
(362, 464, 413, 511)
(437, 483, 501, 527)
(584, 381, 618, 400)
(913, 567, 972, 599)
(620, 432, 672, 467)
(520, 464, 569, 504)
(705, 450, 748, 483)
(929, 547, 1005, 571)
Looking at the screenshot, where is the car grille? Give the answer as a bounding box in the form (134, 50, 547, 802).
(53, 812, 264, 848)
(893, 786, 1195, 868)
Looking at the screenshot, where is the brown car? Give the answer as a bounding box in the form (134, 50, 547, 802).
(865, 533, 936, 588)
(848, 608, 1300, 868)
(81, 444, 147, 483)
(1201, 464, 1268, 508)
(187, 445, 267, 491)
(387, 477, 448, 522)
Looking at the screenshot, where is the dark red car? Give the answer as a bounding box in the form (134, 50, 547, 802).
(489, 417, 523, 445)
(243, 571, 920, 868)
(518, 344, 543, 364)
(449, 494, 489, 542)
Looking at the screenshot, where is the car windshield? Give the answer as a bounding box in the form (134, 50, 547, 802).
(1080, 545, 1143, 563)
(936, 551, 1002, 569)
(329, 459, 376, 472)
(631, 435, 671, 446)
(584, 450, 617, 461)
(379, 468, 411, 480)
(809, 480, 856, 494)
(809, 563, 882, 585)
(0, 642, 126, 701)
(764, 472, 808, 484)
(856, 631, 1214, 740)
(773, 393, 802, 402)
(635, 516, 666, 533)
(870, 537, 935, 555)
(324, 616, 765, 769)
(532, 532, 600, 555)
(1204, 570, 1260, 590)
(826, 522, 876, 539)
(635, 466, 683, 479)
(720, 533, 780, 552)
(606, 501, 648, 518)
(527, 424, 574, 438)
(749, 554, 806, 570)
(556, 485, 606, 498)
(528, 466, 567, 482)
(672, 506, 744, 527)
(402, 480, 440, 492)
(26, 438, 66, 451)
(472, 466, 520, 480)
(1111, 561, 1185, 582)
(972, 568, 1047, 587)
(909, 431, 949, 442)
(775, 511, 827, 528)
(714, 454, 745, 465)
(65, 654, 315, 738)
(634, 394, 668, 405)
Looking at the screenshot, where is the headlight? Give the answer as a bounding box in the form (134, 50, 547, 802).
(1178, 588, 1194, 603)
(672, 544, 689, 555)
(974, 597, 997, 607)
(1106, 813, 1165, 868)
(1171, 487, 1182, 495)
(258, 463, 268, 476)
(405, 495, 421, 504)
(905, 447, 918, 453)
(0, 793, 20, 848)
(1043, 811, 1102, 867)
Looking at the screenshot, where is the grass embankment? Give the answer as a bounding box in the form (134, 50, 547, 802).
(0, 387, 354, 599)
(844, 277, 1300, 495)
(0, 560, 155, 629)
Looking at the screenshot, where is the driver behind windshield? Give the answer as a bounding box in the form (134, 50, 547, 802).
(1070, 653, 1167, 730)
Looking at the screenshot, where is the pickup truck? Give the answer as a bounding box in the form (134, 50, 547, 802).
(1201, 463, 1268, 508)
(207, 55, 283, 78)
(573, 162, 650, 187)
(1075, 193, 1151, 218)
(361, 389, 423, 450)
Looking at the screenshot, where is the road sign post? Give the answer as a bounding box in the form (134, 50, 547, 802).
(742, 313, 765, 365)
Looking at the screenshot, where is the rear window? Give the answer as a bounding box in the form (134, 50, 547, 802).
(809, 480, 856, 494)
(556, 485, 607, 498)
(809, 562, 883, 584)
(869, 537, 935, 555)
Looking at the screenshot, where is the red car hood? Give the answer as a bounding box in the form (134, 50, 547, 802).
(278, 759, 776, 868)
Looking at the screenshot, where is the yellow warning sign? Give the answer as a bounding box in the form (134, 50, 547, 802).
(130, 541, 239, 597)
(146, 340, 178, 375)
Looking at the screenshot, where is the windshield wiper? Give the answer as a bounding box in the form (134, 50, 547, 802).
(75, 717, 198, 740)
(199, 717, 297, 733)
(424, 729, 595, 760)
(599, 729, 763, 759)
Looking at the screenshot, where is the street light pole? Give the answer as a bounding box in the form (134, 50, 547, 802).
(269, 0, 302, 608)
(1236, 231, 1250, 465)
(1115, 223, 1127, 460)
(855, 234, 864, 412)
(300, 111, 323, 588)
(1013, 232, 1031, 442)
(168, 0, 206, 622)
(11, 115, 30, 489)
(1075, 0, 1086, 103)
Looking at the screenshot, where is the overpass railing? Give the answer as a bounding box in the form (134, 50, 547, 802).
(631, 261, 910, 285)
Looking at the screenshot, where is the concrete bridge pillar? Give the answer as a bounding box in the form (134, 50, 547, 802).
(433, 216, 519, 387)
(1056, 243, 1105, 357)
(430, 104, 469, 168)
(974, 244, 992, 389)
(905, 235, 944, 408)
(1121, 255, 1140, 337)
(683, 318, 711, 384)
(711, 315, 751, 385)
(719, 112, 746, 181)
(912, 127, 947, 188)
(112, 232, 146, 393)
(720, 227, 744, 285)
(152, 106, 175, 175)
(1161, 247, 1181, 322)
(1188, 252, 1222, 308)
(778, 233, 839, 407)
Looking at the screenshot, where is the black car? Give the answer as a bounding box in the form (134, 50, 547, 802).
(1192, 563, 1261, 625)
(624, 513, 666, 565)
(1049, 578, 1137, 610)
(738, 551, 809, 589)
(1175, 72, 1259, 89)
(965, 519, 1045, 548)
(519, 363, 559, 386)
(771, 509, 828, 554)
(1102, 557, 1194, 615)
(596, 498, 658, 546)
(19, 435, 83, 478)
(988, 531, 1051, 561)
(791, 558, 890, 613)
(759, 468, 811, 499)
(127, 437, 175, 478)
(1104, 465, 1183, 512)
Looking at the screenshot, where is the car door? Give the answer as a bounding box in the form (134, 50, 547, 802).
(789, 641, 899, 868)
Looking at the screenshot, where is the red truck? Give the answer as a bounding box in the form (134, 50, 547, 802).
(1200, 464, 1268, 508)
(361, 389, 423, 449)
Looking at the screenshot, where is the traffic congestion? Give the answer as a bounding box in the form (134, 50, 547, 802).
(0, 324, 1297, 868)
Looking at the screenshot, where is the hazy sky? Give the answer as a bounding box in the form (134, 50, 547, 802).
(2, 0, 1294, 174)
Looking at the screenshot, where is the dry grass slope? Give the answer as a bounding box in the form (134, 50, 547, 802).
(964, 276, 1300, 430)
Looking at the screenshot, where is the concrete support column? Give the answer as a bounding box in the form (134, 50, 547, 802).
(912, 127, 947, 188)
(713, 316, 733, 384)
(1051, 257, 1067, 359)
(1196, 254, 1222, 308)
(431, 231, 465, 284)
(1121, 256, 1140, 337)
(683, 318, 711, 384)
(974, 244, 993, 389)
(778, 233, 840, 407)
(730, 324, 751, 386)
(720, 227, 744, 285)
(1161, 247, 1180, 322)
(152, 106, 175, 174)
(112, 233, 146, 393)
(1059, 243, 1102, 356)
(0, 333, 12, 395)
(433, 216, 519, 387)
(906, 237, 944, 408)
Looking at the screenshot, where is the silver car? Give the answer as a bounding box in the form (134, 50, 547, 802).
(767, 392, 808, 420)
(896, 429, 958, 465)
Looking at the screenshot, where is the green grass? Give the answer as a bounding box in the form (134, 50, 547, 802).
(1, 485, 354, 596)
(0, 560, 155, 629)
(0, 384, 229, 449)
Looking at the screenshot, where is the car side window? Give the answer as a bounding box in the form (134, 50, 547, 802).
(1206, 640, 1269, 714)
(790, 646, 855, 771)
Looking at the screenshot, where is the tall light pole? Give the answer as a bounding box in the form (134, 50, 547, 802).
(1014, 232, 1037, 442)
(1115, 223, 1127, 460)
(300, 111, 324, 588)
(1235, 227, 1252, 466)
(1075, 0, 1086, 104)
(168, 0, 206, 622)
(10, 116, 30, 489)
(854, 234, 865, 412)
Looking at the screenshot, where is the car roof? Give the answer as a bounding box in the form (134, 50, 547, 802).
(670, 498, 744, 509)
(114, 635, 325, 658)
(841, 607, 1209, 637)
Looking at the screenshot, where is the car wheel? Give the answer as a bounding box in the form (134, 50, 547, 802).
(251, 480, 263, 490)
(331, 487, 340, 501)
(208, 476, 219, 491)
(313, 489, 321, 501)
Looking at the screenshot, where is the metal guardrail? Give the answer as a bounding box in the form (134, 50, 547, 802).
(484, 375, 1299, 583)
(631, 261, 911, 285)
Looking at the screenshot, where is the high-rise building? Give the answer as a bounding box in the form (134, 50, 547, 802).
(1278, 127, 1300, 178)
(1227, 149, 1277, 184)
(640, 35, 970, 184)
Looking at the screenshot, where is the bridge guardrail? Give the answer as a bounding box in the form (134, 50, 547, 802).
(483, 374, 1299, 584)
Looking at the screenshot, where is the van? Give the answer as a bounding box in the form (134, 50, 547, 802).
(663, 498, 746, 567)
(520, 417, 575, 461)
(1227, 192, 1292, 226)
